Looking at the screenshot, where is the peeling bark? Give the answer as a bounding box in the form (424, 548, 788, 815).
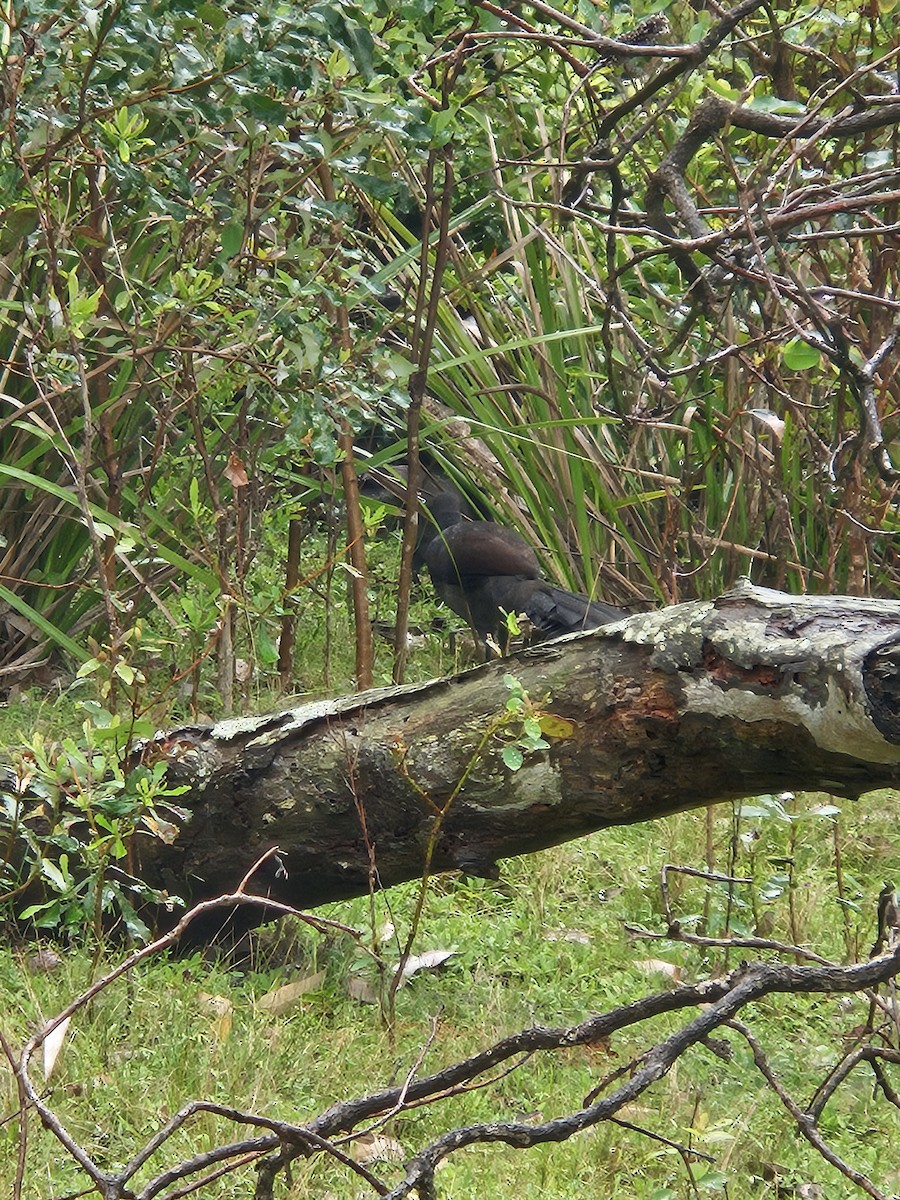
(134, 582, 900, 933)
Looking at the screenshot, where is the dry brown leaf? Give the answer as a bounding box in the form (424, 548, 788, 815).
(224, 452, 250, 488)
(257, 971, 326, 1015)
(198, 992, 233, 1016)
(142, 814, 180, 844)
(352, 1133, 406, 1164)
(513, 1109, 544, 1124)
(347, 976, 379, 1004)
(744, 408, 786, 442)
(28, 948, 63, 974)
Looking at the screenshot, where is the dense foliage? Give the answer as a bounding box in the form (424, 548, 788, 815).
(2, 0, 899, 709)
(1, 0, 433, 703)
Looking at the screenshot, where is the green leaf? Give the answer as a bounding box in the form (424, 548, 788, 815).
(0, 583, 90, 664)
(523, 735, 549, 752)
(810, 803, 841, 817)
(20, 900, 62, 924)
(40, 858, 70, 892)
(242, 94, 288, 122)
(189, 476, 201, 519)
(114, 661, 136, 686)
(707, 78, 740, 101)
(116, 890, 152, 942)
(523, 717, 543, 741)
(782, 339, 822, 371)
(501, 746, 524, 771)
(748, 96, 808, 114)
(221, 222, 244, 258)
(256, 625, 280, 666)
(196, 2, 226, 28)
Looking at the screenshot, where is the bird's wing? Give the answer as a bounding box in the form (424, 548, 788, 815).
(426, 524, 541, 582)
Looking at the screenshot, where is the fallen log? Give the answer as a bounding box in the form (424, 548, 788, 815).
(131, 580, 900, 935)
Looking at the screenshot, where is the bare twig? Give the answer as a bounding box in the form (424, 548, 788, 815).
(394, 147, 454, 683)
(8, 891, 900, 1200)
(729, 1019, 891, 1200)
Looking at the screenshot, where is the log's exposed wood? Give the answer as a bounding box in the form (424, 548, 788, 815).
(135, 581, 900, 931)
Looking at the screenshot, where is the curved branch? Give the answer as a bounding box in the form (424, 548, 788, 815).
(730, 1020, 890, 1200)
(380, 952, 900, 1198)
(9, 884, 900, 1200)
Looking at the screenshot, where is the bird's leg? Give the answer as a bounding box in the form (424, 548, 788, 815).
(484, 633, 504, 661)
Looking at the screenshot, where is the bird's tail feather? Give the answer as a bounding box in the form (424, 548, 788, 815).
(537, 586, 623, 633)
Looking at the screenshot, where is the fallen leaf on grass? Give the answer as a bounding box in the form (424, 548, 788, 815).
(198, 992, 233, 1015)
(198, 992, 234, 1040)
(512, 1109, 544, 1124)
(352, 1132, 406, 1164)
(634, 958, 682, 982)
(752, 1160, 822, 1198)
(544, 928, 591, 944)
(348, 976, 379, 1004)
(42, 1016, 70, 1080)
(394, 949, 455, 987)
(28, 948, 63, 974)
(257, 971, 326, 1015)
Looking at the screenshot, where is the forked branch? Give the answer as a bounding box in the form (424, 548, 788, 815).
(6, 889, 900, 1200)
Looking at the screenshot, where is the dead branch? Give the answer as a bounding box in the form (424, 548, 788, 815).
(8, 887, 900, 1200)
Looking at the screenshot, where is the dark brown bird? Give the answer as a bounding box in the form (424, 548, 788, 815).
(415, 492, 623, 653)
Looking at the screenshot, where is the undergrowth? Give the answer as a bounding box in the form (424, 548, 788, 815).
(2, 791, 898, 1198)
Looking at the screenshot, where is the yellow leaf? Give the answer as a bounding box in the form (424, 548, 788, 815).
(198, 993, 233, 1042)
(537, 713, 575, 739)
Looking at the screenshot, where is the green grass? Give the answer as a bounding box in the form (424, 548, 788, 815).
(3, 793, 899, 1198)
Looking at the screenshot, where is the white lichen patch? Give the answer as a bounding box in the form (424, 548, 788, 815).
(465, 758, 564, 813)
(619, 585, 900, 762)
(620, 603, 712, 668)
(683, 672, 900, 764)
(209, 679, 447, 745)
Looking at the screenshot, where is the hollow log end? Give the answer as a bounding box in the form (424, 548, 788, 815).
(863, 641, 900, 744)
